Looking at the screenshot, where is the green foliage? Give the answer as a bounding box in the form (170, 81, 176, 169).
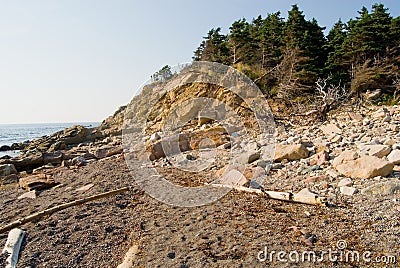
(192, 3, 400, 100)
(151, 65, 173, 82)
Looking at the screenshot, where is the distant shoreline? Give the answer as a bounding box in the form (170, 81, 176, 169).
(0, 122, 101, 151)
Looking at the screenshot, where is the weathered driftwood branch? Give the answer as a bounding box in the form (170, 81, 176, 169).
(211, 184, 326, 206)
(117, 244, 139, 268)
(0, 187, 129, 234)
(2, 228, 26, 268)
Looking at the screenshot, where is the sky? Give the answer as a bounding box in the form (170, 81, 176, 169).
(0, 0, 399, 124)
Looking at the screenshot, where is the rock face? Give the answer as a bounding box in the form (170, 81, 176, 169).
(0, 164, 18, 177)
(98, 105, 127, 137)
(335, 155, 394, 179)
(274, 144, 309, 162)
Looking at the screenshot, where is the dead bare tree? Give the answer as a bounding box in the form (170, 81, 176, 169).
(274, 47, 303, 99)
(393, 76, 400, 103)
(311, 77, 349, 121)
(284, 77, 349, 123)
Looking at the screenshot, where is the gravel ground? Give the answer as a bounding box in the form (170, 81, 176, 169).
(0, 154, 399, 268)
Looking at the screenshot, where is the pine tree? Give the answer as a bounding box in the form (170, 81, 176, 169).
(259, 12, 284, 69)
(228, 18, 251, 65)
(324, 19, 349, 84)
(192, 28, 230, 64)
(283, 5, 327, 89)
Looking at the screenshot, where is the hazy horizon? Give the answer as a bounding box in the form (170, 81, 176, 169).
(1, 0, 399, 124)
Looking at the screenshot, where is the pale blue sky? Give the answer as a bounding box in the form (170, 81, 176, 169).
(0, 0, 399, 124)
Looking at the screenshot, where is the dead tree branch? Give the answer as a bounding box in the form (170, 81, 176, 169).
(0, 187, 129, 234)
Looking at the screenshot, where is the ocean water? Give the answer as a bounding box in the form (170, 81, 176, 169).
(0, 122, 100, 158)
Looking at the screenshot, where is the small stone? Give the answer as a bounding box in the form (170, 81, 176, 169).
(332, 150, 359, 168)
(287, 136, 301, 144)
(383, 114, 391, 122)
(167, 252, 175, 259)
(302, 233, 318, 246)
(274, 144, 309, 162)
(235, 151, 260, 164)
(76, 183, 94, 192)
(256, 160, 267, 168)
(329, 134, 342, 143)
(18, 190, 37, 199)
(186, 154, 196, 161)
(340, 186, 358, 196)
(310, 151, 329, 166)
(338, 178, 353, 187)
(371, 108, 388, 119)
(320, 124, 342, 135)
(325, 169, 340, 179)
(302, 175, 327, 183)
(150, 133, 161, 142)
(71, 156, 87, 167)
(387, 150, 400, 165)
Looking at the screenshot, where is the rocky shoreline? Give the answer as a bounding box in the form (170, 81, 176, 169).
(0, 102, 399, 267)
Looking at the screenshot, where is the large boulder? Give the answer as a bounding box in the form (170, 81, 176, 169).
(11, 153, 44, 171)
(61, 125, 102, 145)
(147, 126, 229, 161)
(361, 179, 400, 196)
(147, 134, 191, 160)
(335, 155, 394, 179)
(19, 174, 56, 191)
(92, 146, 123, 159)
(332, 150, 359, 168)
(0, 145, 11, 151)
(43, 152, 63, 165)
(0, 164, 17, 177)
(274, 144, 309, 162)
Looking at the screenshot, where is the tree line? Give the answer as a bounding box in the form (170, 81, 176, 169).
(192, 4, 400, 103)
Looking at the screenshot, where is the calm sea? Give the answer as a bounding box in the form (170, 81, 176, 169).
(0, 122, 100, 158)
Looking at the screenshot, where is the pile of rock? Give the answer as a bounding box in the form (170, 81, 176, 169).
(146, 105, 400, 200)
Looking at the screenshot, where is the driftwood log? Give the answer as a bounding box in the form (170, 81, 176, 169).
(117, 244, 139, 268)
(0, 187, 129, 234)
(2, 228, 26, 268)
(211, 184, 326, 206)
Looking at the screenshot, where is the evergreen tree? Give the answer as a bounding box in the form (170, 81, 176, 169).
(192, 28, 230, 64)
(259, 12, 284, 69)
(324, 19, 349, 83)
(283, 5, 327, 89)
(228, 18, 251, 65)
